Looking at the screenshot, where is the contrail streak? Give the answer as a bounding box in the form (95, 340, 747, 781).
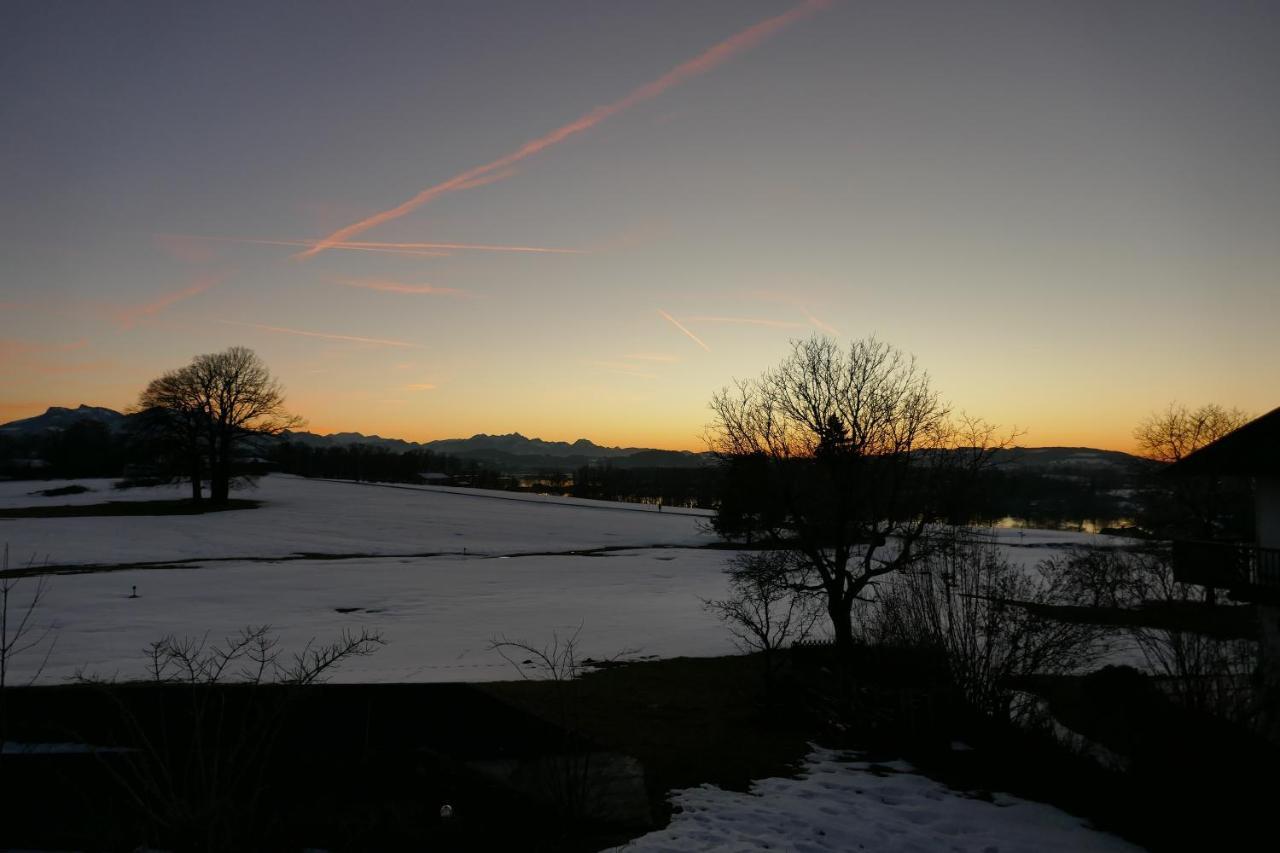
(683, 315, 808, 329)
(177, 235, 586, 256)
(804, 310, 840, 336)
(659, 310, 711, 352)
(115, 273, 221, 328)
(219, 320, 424, 348)
(335, 278, 471, 297)
(296, 0, 833, 258)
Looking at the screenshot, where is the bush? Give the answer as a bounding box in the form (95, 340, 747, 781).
(854, 530, 1108, 723)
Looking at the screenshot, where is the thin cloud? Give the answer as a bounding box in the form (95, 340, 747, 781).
(115, 273, 220, 328)
(658, 309, 711, 352)
(154, 233, 219, 265)
(295, 0, 833, 258)
(6, 358, 114, 377)
(248, 239, 451, 257)
(804, 310, 840, 336)
(683, 315, 809, 329)
(0, 338, 88, 359)
(406, 383, 438, 391)
(0, 339, 103, 379)
(172, 235, 587, 256)
(624, 352, 680, 363)
(591, 361, 658, 380)
(335, 278, 472, 297)
(218, 320, 425, 349)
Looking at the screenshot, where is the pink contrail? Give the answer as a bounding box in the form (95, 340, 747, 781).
(219, 320, 424, 349)
(659, 309, 711, 352)
(335, 278, 471, 297)
(683, 315, 808, 329)
(296, 0, 833, 259)
(804, 309, 840, 336)
(115, 273, 220, 328)
(179, 235, 586, 256)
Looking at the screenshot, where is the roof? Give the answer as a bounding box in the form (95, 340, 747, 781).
(1169, 406, 1280, 477)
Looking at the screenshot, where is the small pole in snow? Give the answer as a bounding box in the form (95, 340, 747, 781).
(129, 585, 138, 599)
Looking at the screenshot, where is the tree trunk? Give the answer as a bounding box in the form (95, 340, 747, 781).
(209, 438, 231, 504)
(210, 465, 230, 504)
(189, 451, 202, 502)
(828, 596, 854, 653)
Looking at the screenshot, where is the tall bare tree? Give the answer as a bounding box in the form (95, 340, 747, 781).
(136, 368, 213, 500)
(1134, 403, 1251, 464)
(189, 347, 302, 502)
(1133, 403, 1253, 543)
(706, 335, 1007, 651)
(137, 347, 302, 504)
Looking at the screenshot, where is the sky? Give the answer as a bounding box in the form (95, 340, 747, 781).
(2, 0, 1277, 451)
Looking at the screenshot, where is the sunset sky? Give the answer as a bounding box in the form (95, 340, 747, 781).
(3, 1, 1277, 451)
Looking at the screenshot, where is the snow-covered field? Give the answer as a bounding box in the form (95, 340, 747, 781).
(3, 476, 1150, 850)
(1, 475, 727, 683)
(0, 474, 1133, 685)
(1, 474, 712, 566)
(610, 747, 1143, 852)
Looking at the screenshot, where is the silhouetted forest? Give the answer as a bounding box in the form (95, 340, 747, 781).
(1, 413, 1184, 527)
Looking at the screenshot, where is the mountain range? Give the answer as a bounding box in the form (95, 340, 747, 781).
(0, 405, 1149, 476)
(0, 405, 706, 472)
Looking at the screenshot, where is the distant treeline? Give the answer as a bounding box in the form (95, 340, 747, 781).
(569, 464, 720, 508)
(968, 467, 1139, 528)
(4, 414, 1218, 533)
(270, 441, 511, 488)
(272, 443, 722, 508)
(0, 419, 137, 479)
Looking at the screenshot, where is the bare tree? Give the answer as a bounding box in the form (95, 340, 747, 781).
(703, 551, 823, 667)
(137, 347, 303, 504)
(1133, 403, 1253, 547)
(78, 625, 383, 851)
(489, 628, 599, 824)
(705, 336, 1009, 651)
(0, 545, 54, 692)
(860, 531, 1109, 723)
(1049, 546, 1262, 728)
(1133, 403, 1251, 464)
(135, 368, 212, 500)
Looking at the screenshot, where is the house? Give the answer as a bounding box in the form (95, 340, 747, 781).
(1167, 406, 1280, 720)
(1167, 406, 1280, 601)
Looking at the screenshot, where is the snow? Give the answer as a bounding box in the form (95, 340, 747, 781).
(0, 476, 733, 683)
(7, 548, 739, 684)
(608, 747, 1144, 852)
(2, 474, 714, 567)
(0, 475, 1144, 685)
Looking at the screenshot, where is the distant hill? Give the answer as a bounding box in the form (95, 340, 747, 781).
(281, 430, 709, 473)
(423, 432, 637, 459)
(0, 404, 127, 434)
(0, 406, 708, 474)
(987, 446, 1152, 475)
(0, 406, 1146, 477)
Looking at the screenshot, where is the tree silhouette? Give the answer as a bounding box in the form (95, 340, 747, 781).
(706, 335, 1007, 651)
(137, 347, 302, 504)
